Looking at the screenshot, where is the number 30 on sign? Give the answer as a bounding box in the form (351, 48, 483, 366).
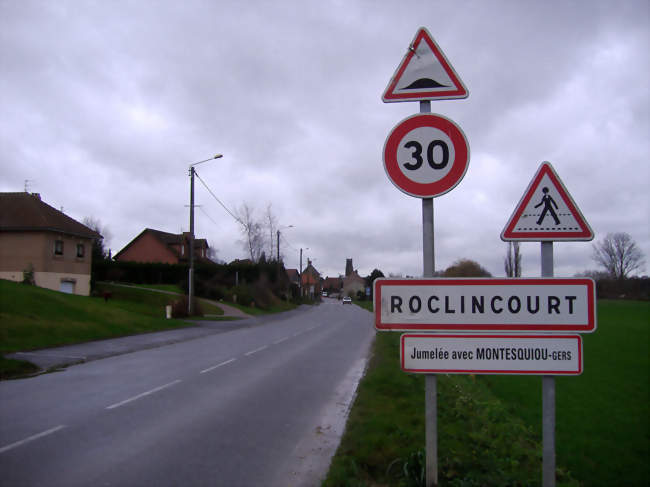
(383, 113, 469, 198)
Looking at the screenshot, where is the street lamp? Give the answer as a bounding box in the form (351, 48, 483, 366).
(276, 225, 294, 261)
(188, 154, 223, 315)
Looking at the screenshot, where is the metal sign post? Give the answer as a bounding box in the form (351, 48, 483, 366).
(382, 27, 470, 487)
(541, 241, 556, 487)
(419, 100, 438, 487)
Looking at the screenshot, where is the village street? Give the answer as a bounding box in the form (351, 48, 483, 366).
(0, 300, 375, 487)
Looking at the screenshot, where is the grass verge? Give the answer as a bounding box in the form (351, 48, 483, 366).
(323, 331, 574, 486)
(0, 280, 197, 378)
(326, 299, 648, 486)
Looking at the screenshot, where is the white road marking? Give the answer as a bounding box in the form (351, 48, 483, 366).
(244, 345, 268, 356)
(0, 425, 67, 454)
(200, 358, 236, 374)
(273, 337, 289, 345)
(106, 380, 182, 410)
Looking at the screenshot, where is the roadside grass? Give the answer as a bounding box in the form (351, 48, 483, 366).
(225, 299, 297, 316)
(326, 299, 648, 486)
(127, 283, 184, 293)
(0, 355, 40, 380)
(0, 279, 296, 379)
(324, 331, 567, 486)
(483, 299, 649, 486)
(0, 280, 194, 357)
(97, 282, 224, 316)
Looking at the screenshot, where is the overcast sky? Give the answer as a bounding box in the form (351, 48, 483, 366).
(2, 0, 648, 280)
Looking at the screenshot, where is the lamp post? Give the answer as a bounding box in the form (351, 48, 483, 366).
(276, 225, 294, 262)
(188, 154, 222, 315)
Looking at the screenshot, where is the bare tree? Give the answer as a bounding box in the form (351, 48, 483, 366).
(264, 203, 278, 261)
(592, 232, 645, 280)
(504, 242, 522, 277)
(235, 204, 264, 262)
(83, 216, 111, 260)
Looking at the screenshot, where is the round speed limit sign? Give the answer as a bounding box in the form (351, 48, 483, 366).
(383, 113, 469, 198)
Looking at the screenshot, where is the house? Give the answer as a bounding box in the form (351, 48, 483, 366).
(301, 259, 321, 298)
(114, 228, 210, 264)
(286, 268, 300, 287)
(322, 276, 343, 294)
(0, 192, 101, 295)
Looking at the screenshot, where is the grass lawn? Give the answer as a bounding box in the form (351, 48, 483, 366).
(0, 280, 195, 356)
(325, 299, 647, 486)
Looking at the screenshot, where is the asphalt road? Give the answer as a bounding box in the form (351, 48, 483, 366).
(0, 299, 375, 487)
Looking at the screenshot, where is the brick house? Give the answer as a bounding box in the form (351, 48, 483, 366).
(114, 228, 210, 264)
(0, 192, 101, 296)
(322, 276, 343, 294)
(301, 259, 321, 298)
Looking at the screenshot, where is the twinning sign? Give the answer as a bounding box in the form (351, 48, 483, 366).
(401, 334, 583, 375)
(375, 278, 595, 376)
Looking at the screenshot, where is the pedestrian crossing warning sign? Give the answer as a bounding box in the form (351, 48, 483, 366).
(501, 162, 593, 241)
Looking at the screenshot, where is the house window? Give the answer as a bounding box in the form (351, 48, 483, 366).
(54, 240, 64, 256)
(76, 244, 85, 258)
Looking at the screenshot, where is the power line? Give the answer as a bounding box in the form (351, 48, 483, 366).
(194, 169, 243, 226)
(281, 233, 297, 251)
(198, 206, 219, 227)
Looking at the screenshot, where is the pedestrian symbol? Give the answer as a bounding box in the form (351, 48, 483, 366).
(534, 187, 560, 226)
(501, 162, 593, 242)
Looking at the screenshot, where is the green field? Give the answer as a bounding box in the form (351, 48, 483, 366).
(485, 299, 649, 486)
(325, 299, 648, 486)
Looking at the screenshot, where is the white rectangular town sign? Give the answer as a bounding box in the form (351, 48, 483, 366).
(374, 278, 596, 332)
(401, 334, 583, 375)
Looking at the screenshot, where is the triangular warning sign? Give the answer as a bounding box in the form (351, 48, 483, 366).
(382, 27, 468, 103)
(501, 162, 594, 241)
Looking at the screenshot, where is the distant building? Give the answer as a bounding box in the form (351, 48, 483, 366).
(322, 276, 343, 294)
(0, 192, 101, 295)
(114, 228, 210, 265)
(286, 268, 300, 287)
(301, 259, 321, 298)
(342, 258, 366, 297)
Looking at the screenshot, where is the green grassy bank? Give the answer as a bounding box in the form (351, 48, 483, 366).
(324, 299, 648, 486)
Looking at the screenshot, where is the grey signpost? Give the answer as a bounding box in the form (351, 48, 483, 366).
(502, 163, 594, 487)
(382, 27, 469, 487)
(541, 241, 556, 487)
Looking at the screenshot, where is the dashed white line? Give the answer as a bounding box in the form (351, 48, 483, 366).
(106, 380, 182, 410)
(200, 358, 236, 374)
(244, 345, 268, 356)
(0, 425, 67, 454)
